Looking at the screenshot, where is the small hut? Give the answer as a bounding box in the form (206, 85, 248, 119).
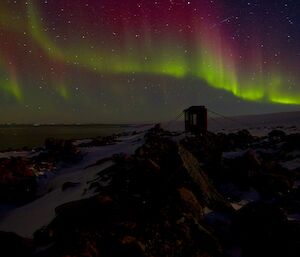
(184, 106, 208, 134)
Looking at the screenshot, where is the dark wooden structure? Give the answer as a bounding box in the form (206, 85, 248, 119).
(184, 106, 208, 134)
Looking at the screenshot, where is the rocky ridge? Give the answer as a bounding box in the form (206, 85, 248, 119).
(1, 125, 300, 257)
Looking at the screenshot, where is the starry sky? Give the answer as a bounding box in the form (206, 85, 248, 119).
(1, 0, 300, 123)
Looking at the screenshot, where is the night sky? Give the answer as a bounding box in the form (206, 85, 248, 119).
(1, 0, 300, 123)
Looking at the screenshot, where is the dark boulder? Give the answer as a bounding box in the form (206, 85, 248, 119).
(268, 130, 286, 140)
(61, 181, 80, 191)
(40, 138, 82, 163)
(178, 145, 233, 212)
(0, 231, 33, 257)
(0, 157, 37, 202)
(232, 202, 288, 257)
(251, 173, 293, 198)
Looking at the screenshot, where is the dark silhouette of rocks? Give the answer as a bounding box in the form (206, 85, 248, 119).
(0, 157, 36, 202)
(38, 138, 82, 163)
(1, 126, 300, 257)
(0, 231, 33, 257)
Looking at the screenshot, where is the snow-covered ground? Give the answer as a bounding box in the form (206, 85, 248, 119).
(0, 132, 145, 238)
(0, 149, 40, 159)
(163, 110, 300, 136)
(1, 111, 300, 238)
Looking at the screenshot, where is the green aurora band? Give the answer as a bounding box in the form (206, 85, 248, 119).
(0, 60, 22, 101)
(2, 1, 299, 105)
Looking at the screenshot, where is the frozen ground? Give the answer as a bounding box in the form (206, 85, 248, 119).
(0, 132, 145, 238)
(1, 111, 300, 238)
(164, 110, 300, 136)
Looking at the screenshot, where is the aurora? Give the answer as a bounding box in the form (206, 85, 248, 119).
(26, 0, 300, 105)
(0, 0, 300, 123)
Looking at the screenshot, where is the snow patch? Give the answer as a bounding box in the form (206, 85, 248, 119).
(0, 132, 145, 238)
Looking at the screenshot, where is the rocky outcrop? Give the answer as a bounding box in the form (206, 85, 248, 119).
(0, 157, 37, 202)
(2, 127, 300, 257)
(0, 231, 33, 257)
(233, 202, 289, 257)
(178, 145, 233, 212)
(36, 138, 82, 164)
(33, 128, 223, 257)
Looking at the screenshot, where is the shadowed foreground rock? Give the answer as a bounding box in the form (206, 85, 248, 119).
(178, 145, 233, 212)
(0, 231, 33, 257)
(2, 126, 300, 257)
(33, 127, 226, 257)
